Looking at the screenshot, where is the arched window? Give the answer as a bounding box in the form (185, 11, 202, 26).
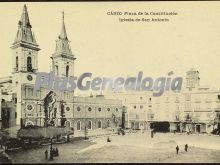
(107, 120, 110, 127)
(77, 121, 81, 130)
(65, 121, 71, 127)
(77, 106, 81, 111)
(88, 107, 92, 112)
(66, 65, 69, 77)
(27, 56, 32, 72)
(98, 107, 101, 112)
(25, 121, 34, 127)
(88, 120, 92, 130)
(16, 56, 18, 71)
(98, 120, 102, 129)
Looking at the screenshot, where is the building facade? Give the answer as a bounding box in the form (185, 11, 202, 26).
(181, 88, 220, 133)
(105, 71, 220, 134)
(0, 5, 123, 137)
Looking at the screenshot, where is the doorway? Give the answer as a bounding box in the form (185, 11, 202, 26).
(195, 124, 201, 133)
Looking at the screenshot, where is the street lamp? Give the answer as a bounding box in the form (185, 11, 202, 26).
(49, 137, 53, 160)
(84, 104, 88, 140)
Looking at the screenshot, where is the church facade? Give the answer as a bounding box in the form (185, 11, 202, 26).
(0, 5, 123, 135)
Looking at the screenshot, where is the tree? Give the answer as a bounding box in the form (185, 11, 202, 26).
(0, 130, 10, 149)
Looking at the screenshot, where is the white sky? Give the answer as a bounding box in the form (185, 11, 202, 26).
(0, 2, 220, 93)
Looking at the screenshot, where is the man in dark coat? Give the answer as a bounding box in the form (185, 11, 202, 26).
(56, 147, 59, 156)
(185, 144, 188, 152)
(176, 145, 179, 155)
(45, 150, 48, 160)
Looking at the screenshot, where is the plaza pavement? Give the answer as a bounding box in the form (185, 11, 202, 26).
(7, 132, 220, 163)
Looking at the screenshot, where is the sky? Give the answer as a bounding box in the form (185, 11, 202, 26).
(0, 2, 220, 93)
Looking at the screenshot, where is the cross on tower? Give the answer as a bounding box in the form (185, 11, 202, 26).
(62, 10, 64, 22)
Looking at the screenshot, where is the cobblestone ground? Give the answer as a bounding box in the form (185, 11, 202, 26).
(7, 132, 220, 163)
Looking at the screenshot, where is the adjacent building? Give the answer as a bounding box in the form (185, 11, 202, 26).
(105, 69, 220, 134)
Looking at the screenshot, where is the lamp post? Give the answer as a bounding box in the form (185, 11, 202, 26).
(84, 104, 87, 140)
(84, 100, 87, 140)
(49, 138, 53, 160)
(84, 125, 88, 140)
(21, 101, 25, 128)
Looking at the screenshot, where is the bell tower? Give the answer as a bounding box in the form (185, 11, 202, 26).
(51, 12, 76, 77)
(11, 4, 40, 74)
(10, 5, 40, 127)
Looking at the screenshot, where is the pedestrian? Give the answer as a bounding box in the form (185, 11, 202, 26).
(107, 136, 111, 142)
(185, 144, 188, 152)
(52, 148, 55, 156)
(122, 129, 125, 136)
(176, 145, 179, 155)
(56, 147, 59, 156)
(45, 150, 48, 160)
(151, 130, 154, 138)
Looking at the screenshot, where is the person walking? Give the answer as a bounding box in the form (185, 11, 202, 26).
(151, 130, 154, 138)
(45, 150, 48, 160)
(107, 136, 111, 142)
(185, 144, 188, 152)
(176, 145, 179, 155)
(56, 147, 59, 156)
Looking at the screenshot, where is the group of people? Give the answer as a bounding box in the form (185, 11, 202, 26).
(107, 137, 111, 142)
(45, 147, 59, 160)
(176, 144, 188, 155)
(118, 128, 125, 136)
